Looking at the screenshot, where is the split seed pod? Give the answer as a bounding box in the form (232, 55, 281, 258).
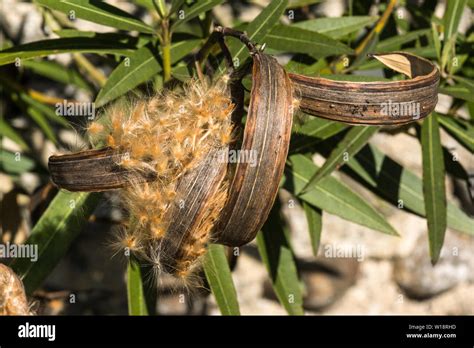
(212, 51, 294, 246)
(49, 147, 156, 192)
(290, 52, 439, 125)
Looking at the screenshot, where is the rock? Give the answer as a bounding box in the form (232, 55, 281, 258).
(300, 256, 359, 311)
(394, 231, 474, 299)
(262, 255, 359, 311)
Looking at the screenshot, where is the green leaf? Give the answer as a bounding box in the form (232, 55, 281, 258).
(287, 0, 323, 8)
(290, 117, 348, 153)
(344, 143, 473, 235)
(421, 114, 447, 264)
(437, 113, 474, 151)
(301, 125, 379, 193)
(171, 0, 224, 30)
(266, 25, 353, 58)
(439, 85, 474, 102)
(10, 191, 101, 295)
(442, 0, 469, 73)
(431, 22, 441, 61)
(36, 0, 154, 33)
(286, 154, 398, 236)
(127, 257, 149, 316)
(0, 38, 135, 66)
(22, 60, 92, 91)
(9, 92, 58, 143)
(225, 0, 288, 68)
(443, 0, 467, 44)
(257, 203, 304, 315)
(375, 29, 431, 52)
(12, 90, 70, 128)
(453, 75, 474, 94)
(302, 202, 322, 256)
(292, 16, 378, 39)
(203, 244, 240, 316)
(0, 150, 35, 174)
(0, 119, 29, 150)
(132, 0, 155, 11)
(95, 39, 200, 107)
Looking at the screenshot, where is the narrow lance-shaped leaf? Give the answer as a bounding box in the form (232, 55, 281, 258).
(36, 0, 154, 33)
(292, 16, 379, 39)
(22, 60, 92, 91)
(286, 154, 398, 236)
(95, 39, 200, 107)
(437, 113, 474, 152)
(127, 257, 149, 316)
(421, 114, 447, 264)
(0, 119, 29, 150)
(257, 202, 304, 315)
(10, 191, 101, 295)
(290, 117, 348, 153)
(441, 0, 467, 71)
(0, 38, 135, 66)
(265, 25, 353, 58)
(225, 0, 288, 68)
(301, 125, 379, 193)
(439, 85, 474, 102)
(431, 22, 441, 61)
(443, 0, 467, 45)
(302, 202, 322, 256)
(203, 244, 241, 316)
(171, 0, 224, 30)
(0, 150, 35, 174)
(9, 92, 58, 144)
(342, 143, 473, 235)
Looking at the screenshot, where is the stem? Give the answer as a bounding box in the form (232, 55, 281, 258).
(354, 0, 397, 55)
(161, 19, 172, 83)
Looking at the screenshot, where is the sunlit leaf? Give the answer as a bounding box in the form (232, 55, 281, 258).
(37, 0, 154, 33)
(10, 191, 101, 295)
(421, 113, 447, 264)
(257, 202, 304, 315)
(203, 244, 240, 316)
(286, 154, 398, 235)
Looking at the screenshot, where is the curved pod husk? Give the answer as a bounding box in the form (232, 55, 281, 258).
(48, 147, 157, 192)
(290, 52, 439, 125)
(213, 52, 294, 246)
(157, 148, 228, 275)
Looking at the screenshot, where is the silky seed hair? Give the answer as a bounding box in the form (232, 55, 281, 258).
(87, 75, 234, 280)
(0, 264, 33, 315)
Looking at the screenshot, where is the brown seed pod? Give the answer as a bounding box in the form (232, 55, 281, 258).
(212, 51, 294, 246)
(46, 30, 439, 277)
(157, 148, 228, 277)
(290, 52, 439, 125)
(48, 147, 157, 192)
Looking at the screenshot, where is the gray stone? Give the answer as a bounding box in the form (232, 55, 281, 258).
(394, 231, 474, 299)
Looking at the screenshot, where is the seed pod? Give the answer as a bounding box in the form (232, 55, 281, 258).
(157, 148, 228, 277)
(290, 52, 439, 125)
(213, 52, 294, 246)
(48, 147, 156, 192)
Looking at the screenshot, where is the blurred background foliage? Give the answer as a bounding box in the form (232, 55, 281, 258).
(0, 0, 473, 315)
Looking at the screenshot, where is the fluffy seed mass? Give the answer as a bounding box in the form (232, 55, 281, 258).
(88, 76, 234, 279)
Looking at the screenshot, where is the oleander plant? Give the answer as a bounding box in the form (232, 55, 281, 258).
(0, 0, 473, 315)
